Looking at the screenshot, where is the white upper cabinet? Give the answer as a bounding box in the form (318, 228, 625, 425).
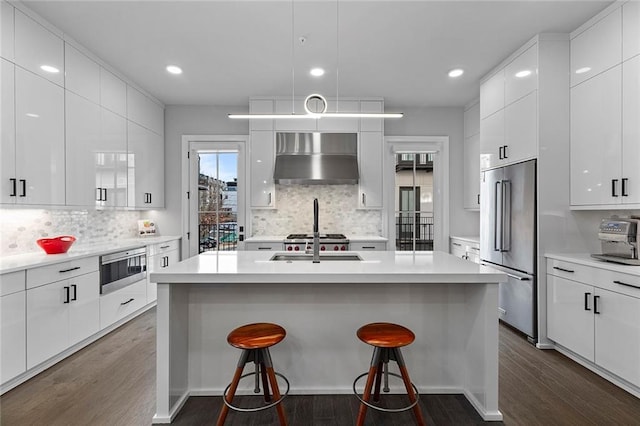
(570, 65, 622, 206)
(65, 91, 101, 206)
(14, 10, 64, 86)
(479, 108, 504, 170)
(15, 67, 65, 205)
(100, 108, 128, 207)
(463, 100, 480, 139)
(1, 59, 15, 204)
(100, 68, 127, 117)
(250, 130, 275, 208)
(1, 1, 14, 61)
(360, 100, 383, 132)
(623, 0, 640, 61)
(318, 100, 359, 132)
(463, 101, 480, 210)
(571, 8, 622, 87)
(64, 44, 100, 104)
(358, 132, 383, 209)
(505, 45, 537, 106)
(127, 86, 164, 135)
(127, 121, 164, 208)
(480, 69, 504, 119)
(622, 55, 640, 204)
(250, 99, 273, 131)
(504, 91, 538, 164)
(274, 99, 316, 131)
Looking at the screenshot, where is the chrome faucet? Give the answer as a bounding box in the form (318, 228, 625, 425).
(313, 198, 320, 263)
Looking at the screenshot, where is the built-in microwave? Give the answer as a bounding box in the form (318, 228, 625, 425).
(99, 247, 147, 295)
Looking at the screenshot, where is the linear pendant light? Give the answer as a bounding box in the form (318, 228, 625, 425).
(228, 0, 403, 120)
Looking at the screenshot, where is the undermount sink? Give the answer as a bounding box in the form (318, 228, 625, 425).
(269, 253, 363, 262)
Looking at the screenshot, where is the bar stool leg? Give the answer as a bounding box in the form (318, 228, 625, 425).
(216, 350, 250, 426)
(356, 347, 382, 426)
(372, 353, 385, 402)
(393, 348, 426, 426)
(260, 361, 271, 402)
(261, 349, 287, 426)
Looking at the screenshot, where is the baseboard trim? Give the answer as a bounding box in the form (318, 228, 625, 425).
(152, 391, 190, 424)
(463, 389, 503, 421)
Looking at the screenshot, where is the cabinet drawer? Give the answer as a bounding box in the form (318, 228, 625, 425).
(351, 242, 386, 251)
(1, 270, 25, 296)
(27, 256, 98, 290)
(598, 270, 640, 299)
(546, 259, 595, 286)
(245, 242, 283, 251)
(99, 279, 147, 329)
(148, 239, 180, 256)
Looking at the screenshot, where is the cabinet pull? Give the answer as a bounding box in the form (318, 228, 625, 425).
(362, 193, 366, 205)
(552, 266, 574, 273)
(71, 284, 77, 301)
(160, 245, 170, 249)
(584, 292, 591, 311)
(148, 193, 152, 204)
(257, 247, 272, 250)
(19, 179, 26, 197)
(59, 266, 81, 273)
(96, 187, 102, 201)
(622, 178, 628, 197)
(452, 242, 462, 246)
(613, 280, 640, 290)
(63, 286, 70, 304)
(10, 178, 17, 196)
(102, 188, 107, 202)
(612, 179, 619, 197)
(362, 246, 376, 250)
(594, 295, 600, 314)
(499, 146, 503, 160)
(477, 193, 480, 205)
(268, 192, 272, 205)
(164, 256, 169, 267)
(506, 273, 530, 281)
(503, 145, 508, 159)
(120, 298, 135, 306)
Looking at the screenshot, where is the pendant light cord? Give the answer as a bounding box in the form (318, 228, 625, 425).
(291, 0, 295, 114)
(335, 0, 339, 113)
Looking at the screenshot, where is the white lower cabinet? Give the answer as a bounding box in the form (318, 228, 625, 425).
(1, 290, 26, 384)
(547, 259, 640, 387)
(99, 279, 147, 329)
(450, 237, 480, 264)
(26, 271, 100, 369)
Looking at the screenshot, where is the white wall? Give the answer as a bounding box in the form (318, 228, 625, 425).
(148, 106, 248, 236)
(385, 106, 479, 238)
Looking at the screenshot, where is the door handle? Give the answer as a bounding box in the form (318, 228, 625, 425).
(501, 180, 511, 252)
(477, 193, 480, 205)
(63, 286, 70, 304)
(120, 298, 135, 306)
(19, 179, 26, 197)
(10, 178, 17, 196)
(96, 187, 102, 201)
(503, 145, 508, 159)
(584, 292, 591, 311)
(594, 295, 600, 314)
(498, 146, 503, 160)
(612, 179, 618, 197)
(494, 181, 502, 252)
(553, 266, 574, 273)
(71, 284, 77, 301)
(506, 273, 530, 281)
(613, 280, 640, 290)
(622, 178, 628, 197)
(102, 188, 107, 202)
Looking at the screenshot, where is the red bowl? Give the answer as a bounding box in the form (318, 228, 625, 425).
(36, 235, 76, 254)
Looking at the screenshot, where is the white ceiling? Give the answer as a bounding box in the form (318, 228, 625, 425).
(21, 0, 612, 109)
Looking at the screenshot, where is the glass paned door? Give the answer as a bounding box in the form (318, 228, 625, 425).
(394, 153, 434, 251)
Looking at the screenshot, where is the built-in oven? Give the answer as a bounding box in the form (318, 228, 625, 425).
(100, 247, 147, 295)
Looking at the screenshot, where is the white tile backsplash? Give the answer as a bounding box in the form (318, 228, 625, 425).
(251, 185, 382, 236)
(0, 209, 141, 256)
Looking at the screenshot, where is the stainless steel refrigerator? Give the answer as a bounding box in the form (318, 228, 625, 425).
(480, 159, 537, 342)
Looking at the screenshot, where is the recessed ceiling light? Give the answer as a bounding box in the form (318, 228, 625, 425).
(310, 68, 325, 77)
(40, 65, 59, 73)
(575, 67, 591, 74)
(515, 70, 532, 78)
(448, 69, 464, 78)
(166, 65, 183, 75)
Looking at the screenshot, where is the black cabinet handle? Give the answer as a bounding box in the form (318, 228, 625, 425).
(71, 284, 77, 301)
(452, 242, 462, 247)
(553, 266, 574, 273)
(148, 193, 152, 204)
(59, 266, 80, 273)
(19, 179, 26, 197)
(594, 295, 600, 314)
(361, 246, 376, 250)
(63, 286, 70, 303)
(96, 187, 102, 201)
(584, 292, 591, 311)
(102, 188, 107, 202)
(622, 178, 628, 197)
(499, 146, 503, 160)
(160, 245, 170, 249)
(10, 178, 16, 196)
(257, 247, 272, 250)
(503, 145, 508, 159)
(613, 280, 640, 290)
(612, 179, 619, 197)
(120, 298, 134, 306)
(477, 193, 480, 205)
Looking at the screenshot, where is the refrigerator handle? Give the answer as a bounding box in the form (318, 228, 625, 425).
(494, 180, 502, 252)
(502, 180, 511, 252)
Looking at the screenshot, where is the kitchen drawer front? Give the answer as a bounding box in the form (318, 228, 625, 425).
(99, 279, 147, 329)
(546, 259, 596, 286)
(1, 270, 25, 296)
(27, 256, 98, 290)
(596, 270, 640, 299)
(245, 242, 283, 251)
(351, 242, 386, 251)
(148, 239, 180, 256)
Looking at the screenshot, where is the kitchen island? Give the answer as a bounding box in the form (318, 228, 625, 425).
(151, 250, 506, 423)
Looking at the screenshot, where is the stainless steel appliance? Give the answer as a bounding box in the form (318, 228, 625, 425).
(284, 234, 349, 252)
(591, 217, 640, 265)
(480, 159, 537, 342)
(99, 247, 147, 294)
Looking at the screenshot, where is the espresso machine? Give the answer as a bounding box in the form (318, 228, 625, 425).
(591, 217, 640, 265)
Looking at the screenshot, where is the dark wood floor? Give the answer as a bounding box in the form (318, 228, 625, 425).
(1, 307, 639, 425)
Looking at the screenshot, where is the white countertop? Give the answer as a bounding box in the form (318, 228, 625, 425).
(545, 253, 640, 276)
(150, 250, 506, 284)
(0, 236, 181, 274)
(450, 235, 480, 245)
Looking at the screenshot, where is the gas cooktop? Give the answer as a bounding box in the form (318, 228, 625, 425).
(286, 233, 347, 240)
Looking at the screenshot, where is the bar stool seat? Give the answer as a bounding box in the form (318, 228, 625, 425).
(216, 323, 289, 426)
(354, 322, 426, 426)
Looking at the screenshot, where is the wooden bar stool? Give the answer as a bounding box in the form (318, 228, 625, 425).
(216, 323, 289, 426)
(353, 322, 426, 426)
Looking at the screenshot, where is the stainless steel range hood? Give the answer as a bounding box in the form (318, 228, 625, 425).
(273, 132, 359, 185)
